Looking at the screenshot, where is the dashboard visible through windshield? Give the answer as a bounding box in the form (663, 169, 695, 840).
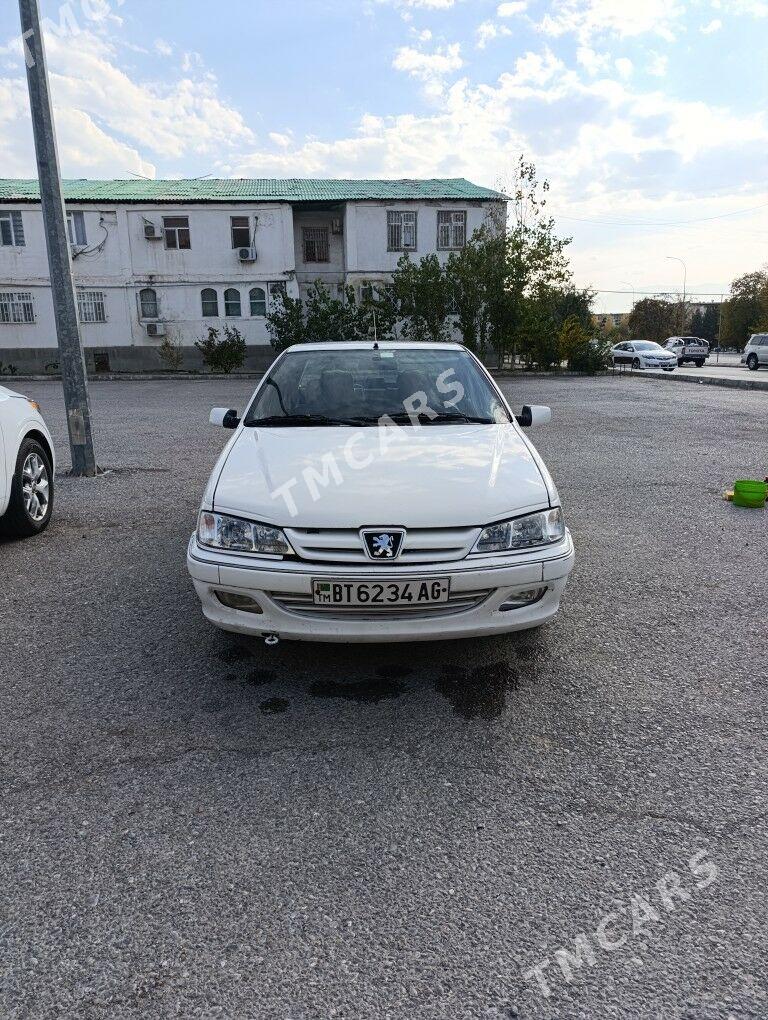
(244, 347, 511, 426)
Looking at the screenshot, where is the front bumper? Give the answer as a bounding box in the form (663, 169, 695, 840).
(186, 531, 575, 643)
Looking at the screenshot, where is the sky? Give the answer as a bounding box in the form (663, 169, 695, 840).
(1, 0, 767, 312)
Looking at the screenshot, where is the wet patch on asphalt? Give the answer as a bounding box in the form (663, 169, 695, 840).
(435, 661, 519, 720)
(259, 697, 289, 714)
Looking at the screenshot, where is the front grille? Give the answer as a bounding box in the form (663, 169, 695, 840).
(284, 526, 481, 565)
(268, 589, 492, 621)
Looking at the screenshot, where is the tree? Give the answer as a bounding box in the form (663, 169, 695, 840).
(558, 314, 609, 373)
(627, 297, 676, 343)
(701, 303, 719, 344)
(266, 290, 306, 352)
(720, 268, 768, 349)
(391, 253, 452, 343)
(689, 308, 704, 338)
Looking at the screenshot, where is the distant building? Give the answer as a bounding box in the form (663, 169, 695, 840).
(592, 312, 630, 330)
(0, 177, 505, 373)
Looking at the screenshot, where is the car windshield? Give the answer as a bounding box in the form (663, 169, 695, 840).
(244, 346, 511, 426)
(633, 342, 664, 351)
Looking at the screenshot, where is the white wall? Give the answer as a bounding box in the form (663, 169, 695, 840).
(0, 197, 504, 358)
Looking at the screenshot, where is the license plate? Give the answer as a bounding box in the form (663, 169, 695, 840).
(312, 578, 450, 607)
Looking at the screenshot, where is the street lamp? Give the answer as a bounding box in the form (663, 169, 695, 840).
(665, 256, 687, 333)
(620, 280, 636, 309)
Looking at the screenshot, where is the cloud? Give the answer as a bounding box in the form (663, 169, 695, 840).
(700, 18, 723, 32)
(614, 57, 633, 78)
(497, 2, 528, 15)
(576, 46, 610, 75)
(0, 26, 254, 175)
(539, 0, 685, 44)
(154, 38, 173, 56)
(392, 42, 463, 95)
(269, 132, 293, 148)
(476, 21, 512, 48)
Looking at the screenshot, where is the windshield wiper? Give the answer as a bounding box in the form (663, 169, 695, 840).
(383, 411, 497, 425)
(246, 414, 366, 427)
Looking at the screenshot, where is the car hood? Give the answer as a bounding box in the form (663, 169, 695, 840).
(212, 424, 551, 528)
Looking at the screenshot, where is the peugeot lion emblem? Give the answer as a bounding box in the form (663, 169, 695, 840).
(361, 528, 406, 560)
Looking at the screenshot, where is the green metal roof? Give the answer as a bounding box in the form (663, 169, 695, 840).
(0, 177, 505, 204)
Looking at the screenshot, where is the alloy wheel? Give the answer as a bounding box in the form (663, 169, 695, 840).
(22, 452, 50, 522)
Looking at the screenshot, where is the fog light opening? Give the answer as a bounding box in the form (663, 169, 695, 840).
(214, 590, 263, 614)
(499, 587, 547, 612)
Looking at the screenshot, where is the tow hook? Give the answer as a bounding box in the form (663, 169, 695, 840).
(264, 633, 280, 647)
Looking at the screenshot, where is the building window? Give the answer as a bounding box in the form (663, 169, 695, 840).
(201, 288, 219, 317)
(437, 210, 466, 250)
(163, 216, 191, 249)
(224, 288, 241, 317)
(67, 211, 87, 246)
(77, 290, 106, 323)
(231, 216, 251, 249)
(0, 211, 25, 247)
(302, 226, 329, 263)
(0, 291, 34, 323)
(249, 287, 267, 316)
(139, 287, 158, 319)
(269, 281, 287, 302)
(387, 210, 417, 252)
(360, 283, 374, 303)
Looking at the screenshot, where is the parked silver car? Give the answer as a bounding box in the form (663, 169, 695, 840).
(741, 333, 768, 371)
(610, 341, 677, 371)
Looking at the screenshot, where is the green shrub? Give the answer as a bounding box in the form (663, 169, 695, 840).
(157, 332, 184, 371)
(194, 324, 247, 374)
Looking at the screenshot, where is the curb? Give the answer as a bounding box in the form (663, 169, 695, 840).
(630, 371, 768, 393)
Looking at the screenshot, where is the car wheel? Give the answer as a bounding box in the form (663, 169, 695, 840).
(747, 353, 759, 371)
(0, 438, 54, 539)
(694, 359, 705, 367)
(632, 357, 641, 370)
(677, 358, 684, 367)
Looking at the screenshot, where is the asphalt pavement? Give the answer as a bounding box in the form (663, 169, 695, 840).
(1, 375, 766, 1020)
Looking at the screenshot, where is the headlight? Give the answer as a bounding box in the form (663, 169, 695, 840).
(197, 511, 293, 556)
(473, 508, 565, 554)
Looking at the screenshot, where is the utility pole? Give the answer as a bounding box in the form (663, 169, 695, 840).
(18, 0, 97, 476)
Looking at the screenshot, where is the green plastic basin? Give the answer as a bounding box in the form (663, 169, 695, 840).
(733, 479, 767, 509)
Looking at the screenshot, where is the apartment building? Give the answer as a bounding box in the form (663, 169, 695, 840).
(0, 178, 505, 373)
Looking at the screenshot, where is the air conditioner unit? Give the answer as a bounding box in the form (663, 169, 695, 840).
(238, 246, 257, 262)
(146, 322, 166, 337)
(144, 222, 160, 240)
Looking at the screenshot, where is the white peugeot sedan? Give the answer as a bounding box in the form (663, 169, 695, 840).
(0, 386, 55, 539)
(187, 342, 574, 643)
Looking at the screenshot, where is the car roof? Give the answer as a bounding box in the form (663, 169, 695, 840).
(283, 341, 466, 352)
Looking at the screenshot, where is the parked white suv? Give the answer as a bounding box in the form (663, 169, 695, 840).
(187, 342, 575, 644)
(741, 333, 768, 371)
(664, 336, 710, 367)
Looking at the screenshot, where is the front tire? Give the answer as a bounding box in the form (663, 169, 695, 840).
(0, 438, 54, 539)
(747, 353, 759, 371)
(678, 358, 684, 367)
(632, 357, 641, 370)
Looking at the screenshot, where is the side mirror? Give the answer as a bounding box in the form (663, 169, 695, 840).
(516, 404, 552, 428)
(210, 407, 240, 429)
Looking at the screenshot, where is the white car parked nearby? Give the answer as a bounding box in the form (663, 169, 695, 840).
(0, 386, 55, 539)
(187, 342, 575, 644)
(610, 341, 677, 371)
